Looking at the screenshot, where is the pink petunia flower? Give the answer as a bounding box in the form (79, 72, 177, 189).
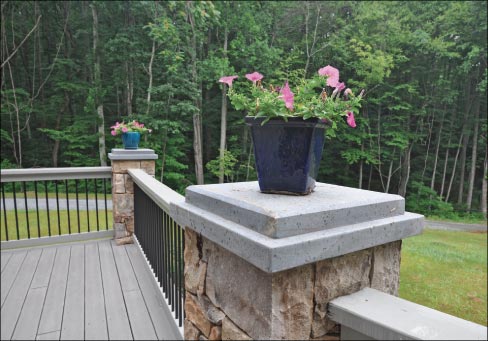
(122, 127, 128, 133)
(279, 81, 294, 110)
(335, 82, 345, 92)
(347, 111, 356, 128)
(219, 75, 238, 87)
(318, 65, 340, 87)
(245, 72, 264, 84)
(111, 130, 117, 136)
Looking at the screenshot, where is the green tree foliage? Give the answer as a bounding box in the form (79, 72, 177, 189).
(1, 1, 486, 216)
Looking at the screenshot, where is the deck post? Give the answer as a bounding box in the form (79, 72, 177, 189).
(108, 148, 157, 245)
(172, 182, 424, 340)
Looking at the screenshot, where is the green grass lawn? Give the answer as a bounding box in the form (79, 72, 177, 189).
(400, 229, 487, 326)
(1, 209, 112, 240)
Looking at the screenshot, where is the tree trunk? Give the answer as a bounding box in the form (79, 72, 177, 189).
(91, 3, 106, 166)
(398, 144, 412, 198)
(457, 133, 469, 204)
(193, 114, 204, 184)
(146, 39, 156, 115)
(187, 2, 204, 184)
(481, 149, 487, 218)
(466, 100, 480, 211)
(218, 27, 229, 184)
(430, 112, 445, 191)
(445, 133, 464, 202)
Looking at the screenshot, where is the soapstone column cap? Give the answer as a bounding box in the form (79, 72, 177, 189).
(171, 181, 424, 273)
(108, 148, 158, 160)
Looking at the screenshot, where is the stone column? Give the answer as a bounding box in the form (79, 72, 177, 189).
(172, 182, 424, 340)
(108, 148, 157, 245)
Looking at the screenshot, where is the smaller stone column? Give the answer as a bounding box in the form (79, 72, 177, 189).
(108, 148, 157, 245)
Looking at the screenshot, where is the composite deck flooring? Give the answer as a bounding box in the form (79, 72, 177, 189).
(1, 239, 179, 340)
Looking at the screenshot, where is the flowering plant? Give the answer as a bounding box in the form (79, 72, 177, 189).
(219, 65, 363, 129)
(110, 120, 152, 136)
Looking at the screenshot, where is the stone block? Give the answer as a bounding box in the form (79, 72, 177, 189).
(198, 294, 225, 326)
(312, 249, 372, 337)
(205, 238, 272, 340)
(114, 223, 128, 239)
(124, 174, 134, 194)
(185, 229, 204, 294)
(112, 160, 141, 174)
(222, 317, 252, 341)
(185, 319, 201, 341)
(115, 236, 133, 245)
(271, 264, 314, 340)
(186, 292, 212, 337)
(209, 326, 222, 341)
(141, 160, 155, 175)
(113, 194, 134, 216)
(370, 241, 402, 296)
(113, 174, 126, 194)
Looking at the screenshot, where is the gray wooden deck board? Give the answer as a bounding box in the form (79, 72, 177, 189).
(84, 242, 108, 340)
(37, 246, 70, 335)
(12, 248, 56, 340)
(60, 244, 85, 340)
(1, 249, 42, 340)
(99, 240, 133, 340)
(1, 238, 180, 341)
(1, 250, 27, 306)
(126, 243, 182, 340)
(1, 252, 12, 272)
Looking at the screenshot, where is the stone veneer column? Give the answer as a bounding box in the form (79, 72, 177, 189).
(172, 182, 424, 340)
(108, 148, 157, 245)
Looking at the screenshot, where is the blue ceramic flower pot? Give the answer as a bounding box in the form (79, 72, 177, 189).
(246, 116, 326, 195)
(122, 132, 141, 150)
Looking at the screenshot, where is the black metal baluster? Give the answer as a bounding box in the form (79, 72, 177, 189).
(156, 205, 161, 286)
(1, 183, 8, 241)
(65, 180, 71, 234)
(165, 211, 169, 299)
(175, 219, 180, 324)
(103, 178, 108, 230)
(34, 181, 40, 238)
(44, 181, 51, 237)
(85, 179, 90, 232)
(183, 226, 186, 319)
(94, 179, 99, 231)
(13, 182, 19, 240)
(75, 180, 81, 233)
(55, 181, 61, 235)
(23, 182, 30, 239)
(170, 215, 174, 310)
(162, 210, 167, 295)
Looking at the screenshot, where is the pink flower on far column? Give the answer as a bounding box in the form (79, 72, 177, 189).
(346, 111, 356, 128)
(219, 75, 238, 87)
(318, 65, 340, 87)
(279, 81, 294, 110)
(111, 130, 117, 136)
(122, 127, 128, 133)
(245, 72, 264, 84)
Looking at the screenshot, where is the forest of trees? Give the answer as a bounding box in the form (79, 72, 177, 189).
(1, 1, 486, 218)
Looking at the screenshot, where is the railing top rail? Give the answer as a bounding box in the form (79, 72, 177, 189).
(0, 167, 112, 182)
(328, 287, 487, 340)
(128, 168, 184, 213)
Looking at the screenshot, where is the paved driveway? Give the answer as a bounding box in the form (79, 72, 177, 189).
(1, 198, 112, 211)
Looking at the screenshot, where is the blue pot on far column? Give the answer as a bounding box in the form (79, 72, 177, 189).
(122, 131, 141, 150)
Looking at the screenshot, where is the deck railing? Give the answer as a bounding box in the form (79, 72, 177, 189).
(128, 169, 186, 329)
(0, 167, 112, 242)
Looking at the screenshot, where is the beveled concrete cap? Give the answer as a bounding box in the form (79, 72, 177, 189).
(186, 182, 405, 238)
(171, 181, 424, 273)
(108, 148, 158, 160)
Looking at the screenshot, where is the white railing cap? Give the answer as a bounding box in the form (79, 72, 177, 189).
(1, 167, 112, 182)
(328, 287, 487, 340)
